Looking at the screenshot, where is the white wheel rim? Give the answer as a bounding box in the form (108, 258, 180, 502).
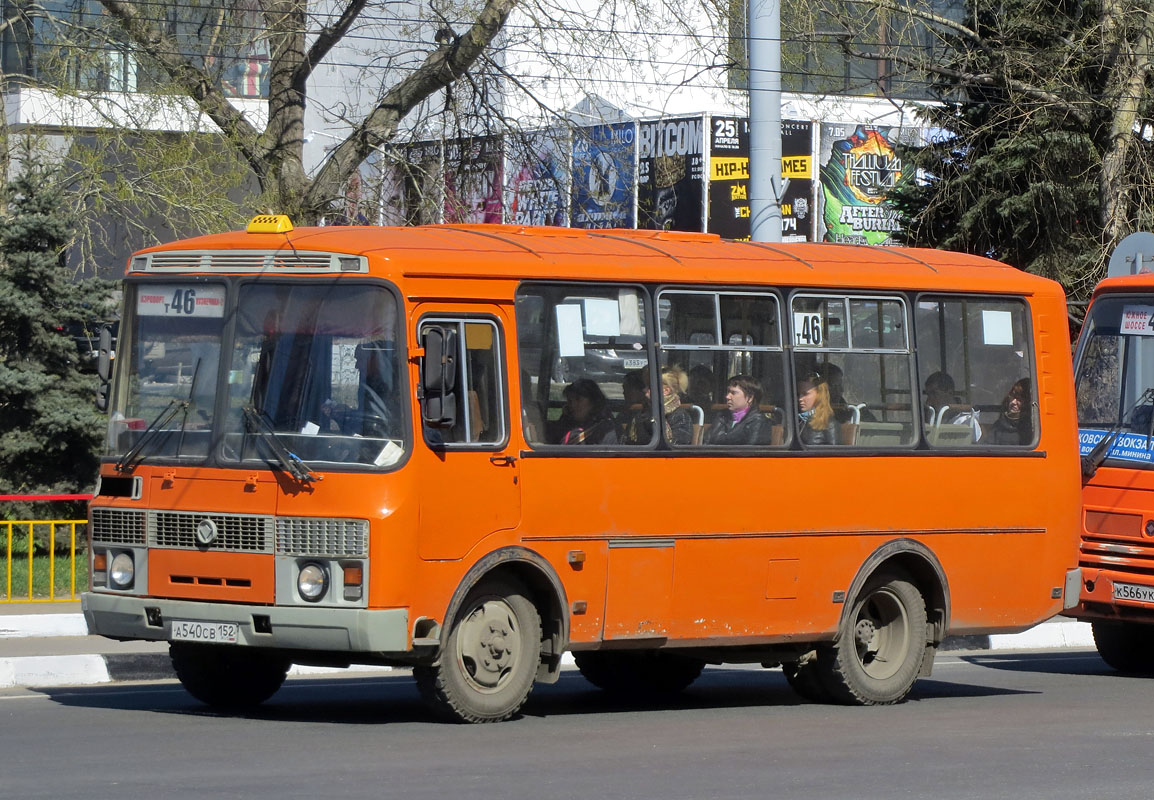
(455, 598, 522, 693)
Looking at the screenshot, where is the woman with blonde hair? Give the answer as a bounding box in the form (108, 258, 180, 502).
(661, 366, 692, 445)
(797, 372, 839, 445)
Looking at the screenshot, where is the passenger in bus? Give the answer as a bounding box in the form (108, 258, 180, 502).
(559, 378, 618, 445)
(989, 378, 1033, 445)
(661, 366, 693, 445)
(820, 362, 875, 423)
(617, 370, 654, 444)
(923, 371, 982, 441)
(705, 374, 771, 445)
(797, 372, 839, 445)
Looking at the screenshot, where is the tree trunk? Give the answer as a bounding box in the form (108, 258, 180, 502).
(1098, 0, 1154, 252)
(261, 1, 312, 220)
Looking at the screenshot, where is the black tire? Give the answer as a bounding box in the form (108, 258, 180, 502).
(414, 577, 541, 723)
(170, 643, 290, 710)
(782, 651, 833, 703)
(1092, 620, 1154, 672)
(817, 570, 928, 705)
(574, 651, 705, 696)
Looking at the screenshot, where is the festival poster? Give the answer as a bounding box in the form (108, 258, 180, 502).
(817, 124, 919, 245)
(637, 115, 705, 232)
(570, 122, 636, 229)
(505, 129, 570, 227)
(444, 135, 504, 224)
(708, 118, 814, 241)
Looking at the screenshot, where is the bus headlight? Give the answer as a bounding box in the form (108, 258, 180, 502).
(297, 563, 328, 602)
(109, 552, 135, 589)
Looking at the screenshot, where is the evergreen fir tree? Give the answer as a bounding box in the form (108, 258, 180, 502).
(0, 141, 112, 521)
(888, 0, 1154, 301)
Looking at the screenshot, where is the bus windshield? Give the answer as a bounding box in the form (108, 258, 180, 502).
(109, 280, 406, 470)
(110, 283, 225, 461)
(1076, 294, 1154, 466)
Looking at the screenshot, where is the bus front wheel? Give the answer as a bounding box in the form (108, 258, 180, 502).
(169, 642, 290, 710)
(1092, 620, 1154, 672)
(818, 570, 928, 705)
(414, 577, 541, 723)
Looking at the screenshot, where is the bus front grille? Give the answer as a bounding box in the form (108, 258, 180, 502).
(91, 508, 146, 545)
(1081, 537, 1154, 577)
(275, 517, 368, 557)
(150, 511, 273, 553)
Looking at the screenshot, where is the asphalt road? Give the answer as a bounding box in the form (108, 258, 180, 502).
(3, 649, 1153, 799)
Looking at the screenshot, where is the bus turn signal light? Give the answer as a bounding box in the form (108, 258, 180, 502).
(343, 564, 363, 586)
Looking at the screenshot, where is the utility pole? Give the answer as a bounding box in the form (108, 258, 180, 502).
(748, 0, 782, 243)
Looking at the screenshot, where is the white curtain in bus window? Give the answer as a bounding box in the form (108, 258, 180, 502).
(915, 297, 1035, 447)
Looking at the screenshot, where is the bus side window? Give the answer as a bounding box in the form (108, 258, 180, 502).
(914, 297, 1036, 448)
(791, 294, 915, 447)
(658, 289, 787, 447)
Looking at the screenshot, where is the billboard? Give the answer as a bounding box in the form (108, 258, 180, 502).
(505, 129, 570, 227)
(399, 140, 445, 225)
(637, 115, 705, 231)
(571, 122, 636, 229)
(444, 136, 503, 224)
(707, 117, 814, 241)
(707, 116, 749, 240)
(817, 124, 919, 245)
(781, 120, 814, 242)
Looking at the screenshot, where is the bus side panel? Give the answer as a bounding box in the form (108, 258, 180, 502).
(518, 447, 1079, 647)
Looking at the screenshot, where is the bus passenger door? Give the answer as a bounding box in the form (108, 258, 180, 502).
(416, 312, 520, 560)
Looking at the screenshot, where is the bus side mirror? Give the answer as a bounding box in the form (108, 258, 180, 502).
(420, 326, 457, 428)
(96, 326, 113, 411)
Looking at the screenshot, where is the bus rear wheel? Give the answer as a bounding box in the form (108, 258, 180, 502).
(1092, 620, 1154, 672)
(169, 642, 290, 710)
(818, 570, 927, 705)
(574, 651, 705, 695)
(414, 577, 541, 723)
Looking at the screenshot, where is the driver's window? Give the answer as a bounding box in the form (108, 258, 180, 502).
(420, 318, 506, 446)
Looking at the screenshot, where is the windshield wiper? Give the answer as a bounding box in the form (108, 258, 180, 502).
(1082, 387, 1154, 478)
(241, 405, 320, 484)
(174, 358, 202, 457)
(116, 398, 188, 473)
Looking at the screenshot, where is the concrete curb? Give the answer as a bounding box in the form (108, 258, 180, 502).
(0, 614, 1097, 691)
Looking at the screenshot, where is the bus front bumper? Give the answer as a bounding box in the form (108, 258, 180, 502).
(81, 592, 410, 655)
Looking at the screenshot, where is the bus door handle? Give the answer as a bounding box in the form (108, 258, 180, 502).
(489, 455, 517, 467)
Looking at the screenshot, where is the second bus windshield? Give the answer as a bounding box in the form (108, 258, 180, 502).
(1076, 295, 1154, 463)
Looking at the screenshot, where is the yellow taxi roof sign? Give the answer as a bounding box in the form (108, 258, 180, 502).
(247, 214, 294, 234)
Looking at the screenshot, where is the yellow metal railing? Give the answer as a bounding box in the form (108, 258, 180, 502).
(2, 520, 87, 603)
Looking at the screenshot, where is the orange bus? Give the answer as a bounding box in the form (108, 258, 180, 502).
(84, 218, 1082, 722)
(1071, 271, 1154, 668)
